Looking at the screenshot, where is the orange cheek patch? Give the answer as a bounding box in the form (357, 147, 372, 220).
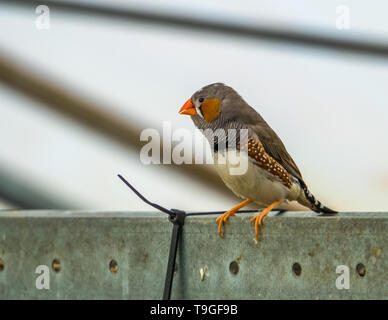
(201, 98, 221, 122)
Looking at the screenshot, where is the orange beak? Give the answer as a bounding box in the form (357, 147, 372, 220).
(179, 98, 197, 116)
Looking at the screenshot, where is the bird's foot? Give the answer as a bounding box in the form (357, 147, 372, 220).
(216, 210, 236, 238)
(250, 200, 281, 241)
(216, 199, 252, 238)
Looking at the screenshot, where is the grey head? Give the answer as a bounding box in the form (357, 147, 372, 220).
(188, 82, 266, 131)
(178, 83, 266, 152)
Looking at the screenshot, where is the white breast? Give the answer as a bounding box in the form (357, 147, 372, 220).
(213, 150, 300, 206)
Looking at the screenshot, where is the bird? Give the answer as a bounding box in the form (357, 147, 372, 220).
(178, 83, 337, 240)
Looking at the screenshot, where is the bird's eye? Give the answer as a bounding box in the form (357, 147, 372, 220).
(199, 98, 204, 103)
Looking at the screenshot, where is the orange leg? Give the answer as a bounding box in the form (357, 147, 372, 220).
(216, 199, 252, 238)
(250, 200, 281, 241)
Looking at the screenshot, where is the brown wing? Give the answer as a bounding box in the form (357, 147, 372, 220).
(249, 122, 303, 182)
(240, 137, 293, 188)
(233, 103, 304, 182)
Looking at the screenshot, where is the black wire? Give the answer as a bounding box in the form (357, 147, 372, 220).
(118, 174, 287, 216)
(117, 174, 173, 216)
(185, 210, 257, 216)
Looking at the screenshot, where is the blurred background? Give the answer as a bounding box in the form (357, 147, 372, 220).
(0, 0, 387, 213)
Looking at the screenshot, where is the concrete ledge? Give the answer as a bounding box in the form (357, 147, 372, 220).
(0, 210, 386, 299)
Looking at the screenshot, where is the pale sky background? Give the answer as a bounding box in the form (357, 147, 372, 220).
(0, 1, 388, 212)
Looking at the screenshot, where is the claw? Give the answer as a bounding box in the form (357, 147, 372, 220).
(216, 209, 238, 238)
(215, 199, 252, 238)
(250, 200, 281, 241)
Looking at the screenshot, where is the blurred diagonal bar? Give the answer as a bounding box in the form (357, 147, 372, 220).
(0, 50, 230, 201)
(3, 0, 388, 58)
(0, 167, 71, 209)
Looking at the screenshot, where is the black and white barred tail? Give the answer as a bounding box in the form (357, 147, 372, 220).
(298, 179, 337, 214)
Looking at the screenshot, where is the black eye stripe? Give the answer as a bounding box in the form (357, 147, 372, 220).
(199, 105, 203, 115)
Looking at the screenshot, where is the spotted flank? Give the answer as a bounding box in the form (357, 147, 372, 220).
(238, 138, 293, 188)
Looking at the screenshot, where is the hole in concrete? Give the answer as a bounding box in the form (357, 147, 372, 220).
(52, 259, 61, 273)
(229, 261, 239, 275)
(292, 263, 302, 276)
(356, 263, 366, 277)
(0, 258, 4, 272)
(109, 259, 119, 274)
